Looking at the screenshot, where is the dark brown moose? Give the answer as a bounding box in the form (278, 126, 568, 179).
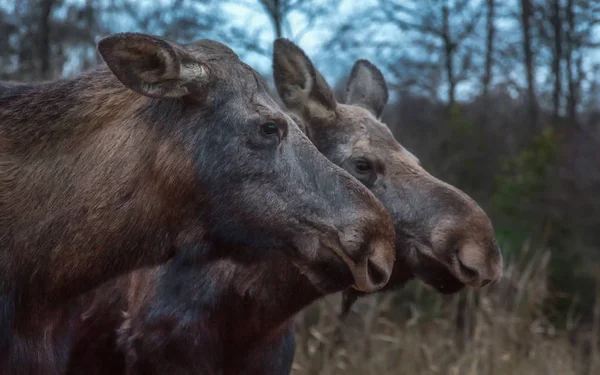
(64, 39, 502, 375)
(0, 33, 396, 373)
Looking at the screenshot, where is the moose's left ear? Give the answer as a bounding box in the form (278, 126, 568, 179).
(345, 60, 389, 118)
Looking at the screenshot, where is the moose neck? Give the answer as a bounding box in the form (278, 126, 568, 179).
(0, 69, 194, 308)
(160, 246, 326, 348)
(0, 68, 148, 155)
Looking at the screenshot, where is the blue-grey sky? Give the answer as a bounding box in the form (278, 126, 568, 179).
(3, 0, 599, 104)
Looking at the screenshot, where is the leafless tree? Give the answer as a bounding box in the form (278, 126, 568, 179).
(549, 0, 563, 120)
(378, 0, 483, 109)
(481, 0, 496, 101)
(38, 0, 55, 79)
(520, 0, 539, 128)
(564, 0, 600, 124)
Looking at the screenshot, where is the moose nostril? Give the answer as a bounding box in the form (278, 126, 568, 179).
(480, 279, 492, 287)
(457, 258, 479, 281)
(348, 236, 394, 293)
(367, 259, 387, 287)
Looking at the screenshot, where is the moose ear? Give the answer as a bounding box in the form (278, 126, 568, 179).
(346, 60, 389, 118)
(97, 32, 206, 99)
(272, 38, 337, 122)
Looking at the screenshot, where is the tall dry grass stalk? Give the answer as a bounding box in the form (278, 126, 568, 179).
(292, 243, 600, 375)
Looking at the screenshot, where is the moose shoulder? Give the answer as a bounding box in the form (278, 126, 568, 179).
(0, 32, 395, 373)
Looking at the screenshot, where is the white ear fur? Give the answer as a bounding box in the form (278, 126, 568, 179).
(180, 63, 206, 82)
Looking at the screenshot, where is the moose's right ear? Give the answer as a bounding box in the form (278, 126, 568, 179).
(345, 60, 389, 119)
(98, 32, 207, 99)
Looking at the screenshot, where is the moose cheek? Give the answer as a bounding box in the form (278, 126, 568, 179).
(354, 171, 376, 188)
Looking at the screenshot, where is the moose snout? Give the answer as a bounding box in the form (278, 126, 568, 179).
(455, 241, 503, 288)
(329, 169, 396, 292)
(348, 236, 395, 293)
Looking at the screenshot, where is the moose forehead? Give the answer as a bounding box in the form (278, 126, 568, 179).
(335, 104, 420, 169)
(183, 39, 273, 99)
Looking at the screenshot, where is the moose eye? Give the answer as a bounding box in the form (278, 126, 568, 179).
(355, 159, 372, 173)
(261, 122, 279, 136)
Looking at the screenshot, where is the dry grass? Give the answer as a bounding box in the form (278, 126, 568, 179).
(292, 244, 600, 375)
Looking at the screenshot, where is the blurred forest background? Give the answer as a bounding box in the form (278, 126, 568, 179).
(1, 0, 599, 373)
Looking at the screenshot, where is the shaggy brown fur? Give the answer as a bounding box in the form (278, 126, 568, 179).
(0, 33, 395, 373)
(64, 40, 502, 375)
